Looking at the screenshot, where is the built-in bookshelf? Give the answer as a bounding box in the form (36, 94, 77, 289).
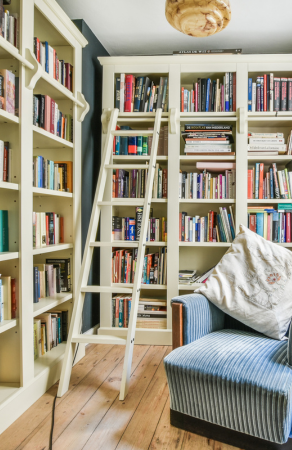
(0, 0, 88, 435)
(98, 54, 292, 346)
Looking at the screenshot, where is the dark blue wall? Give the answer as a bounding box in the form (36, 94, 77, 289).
(73, 20, 109, 332)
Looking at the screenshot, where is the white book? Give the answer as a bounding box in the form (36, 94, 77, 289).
(120, 74, 125, 113)
(248, 132, 284, 138)
(248, 151, 278, 156)
(155, 219, 159, 241)
(48, 46, 54, 77)
(200, 217, 205, 242)
(34, 319, 42, 357)
(184, 146, 232, 152)
(247, 144, 286, 151)
(252, 82, 256, 112)
(185, 216, 189, 242)
(0, 140, 4, 182)
(9, 16, 14, 45)
(249, 138, 285, 144)
(277, 171, 285, 197)
(222, 176, 225, 199)
(219, 207, 230, 243)
(4, 11, 8, 40)
(2, 276, 11, 320)
(40, 212, 46, 247)
(35, 212, 41, 248)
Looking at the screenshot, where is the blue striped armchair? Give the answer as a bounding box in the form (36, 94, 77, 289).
(164, 293, 292, 450)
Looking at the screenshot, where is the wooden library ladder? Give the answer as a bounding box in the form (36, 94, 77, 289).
(57, 107, 163, 400)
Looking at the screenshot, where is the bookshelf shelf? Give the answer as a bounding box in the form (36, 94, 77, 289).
(179, 242, 232, 247)
(113, 155, 168, 162)
(248, 156, 292, 163)
(180, 155, 236, 162)
(0, 109, 19, 125)
(112, 283, 167, 290)
(180, 112, 237, 121)
(100, 199, 167, 206)
(118, 112, 169, 119)
(0, 319, 18, 334)
(0, 252, 19, 262)
(248, 199, 292, 204)
(0, 182, 19, 191)
(34, 342, 67, 379)
(32, 187, 73, 198)
(33, 125, 74, 149)
(33, 293, 73, 317)
(32, 243, 73, 255)
(91, 241, 167, 248)
(179, 199, 235, 203)
(247, 116, 292, 127)
(0, 35, 33, 68)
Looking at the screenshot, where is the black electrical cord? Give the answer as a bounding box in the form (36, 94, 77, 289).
(49, 343, 80, 450)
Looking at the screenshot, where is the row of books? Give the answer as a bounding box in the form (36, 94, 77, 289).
(181, 73, 236, 112)
(0, 275, 16, 321)
(0, 5, 19, 49)
(112, 215, 167, 242)
(248, 75, 292, 112)
(32, 212, 64, 248)
(33, 157, 73, 192)
(33, 94, 73, 143)
(111, 296, 167, 329)
(247, 205, 292, 243)
(34, 310, 68, 358)
(0, 209, 8, 251)
(182, 124, 234, 155)
(0, 69, 17, 115)
(112, 248, 167, 285)
(247, 163, 292, 199)
(113, 125, 168, 156)
(33, 38, 73, 92)
(0, 140, 11, 182)
(33, 258, 71, 303)
(179, 267, 214, 285)
(179, 207, 235, 243)
(112, 167, 168, 199)
(248, 132, 288, 156)
(115, 75, 168, 113)
(179, 169, 236, 199)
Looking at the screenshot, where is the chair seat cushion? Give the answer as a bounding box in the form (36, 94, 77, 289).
(164, 330, 292, 444)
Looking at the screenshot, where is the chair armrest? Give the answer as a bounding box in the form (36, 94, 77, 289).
(171, 293, 225, 348)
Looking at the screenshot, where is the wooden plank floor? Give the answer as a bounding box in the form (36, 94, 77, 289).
(0, 344, 241, 450)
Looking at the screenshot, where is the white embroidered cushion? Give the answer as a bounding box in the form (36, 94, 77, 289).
(196, 224, 292, 340)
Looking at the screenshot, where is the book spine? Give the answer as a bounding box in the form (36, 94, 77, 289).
(263, 74, 267, 111)
(288, 78, 292, 111)
(248, 78, 252, 111)
(281, 78, 287, 111)
(274, 78, 280, 111)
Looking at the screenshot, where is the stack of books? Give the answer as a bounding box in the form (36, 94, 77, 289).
(181, 73, 236, 112)
(248, 132, 287, 156)
(0, 7, 19, 48)
(112, 166, 167, 199)
(32, 212, 64, 248)
(0, 141, 11, 182)
(248, 162, 292, 199)
(179, 269, 197, 285)
(182, 124, 234, 155)
(34, 39, 73, 92)
(112, 248, 167, 285)
(179, 166, 236, 199)
(33, 94, 73, 143)
(248, 204, 292, 243)
(112, 215, 167, 242)
(0, 209, 8, 251)
(34, 310, 68, 358)
(111, 296, 167, 329)
(33, 157, 73, 192)
(248, 75, 292, 112)
(115, 75, 168, 112)
(33, 258, 71, 303)
(113, 126, 168, 156)
(179, 206, 235, 243)
(0, 275, 16, 321)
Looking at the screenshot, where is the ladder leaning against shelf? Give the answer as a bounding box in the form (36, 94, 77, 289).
(57, 107, 163, 400)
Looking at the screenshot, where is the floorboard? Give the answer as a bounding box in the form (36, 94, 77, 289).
(1, 344, 243, 450)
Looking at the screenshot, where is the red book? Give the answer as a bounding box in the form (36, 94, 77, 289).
(11, 278, 16, 319)
(112, 174, 116, 198)
(249, 214, 256, 232)
(36, 38, 40, 62)
(247, 170, 253, 199)
(53, 49, 56, 79)
(60, 217, 64, 243)
(123, 298, 128, 327)
(263, 74, 267, 111)
(232, 73, 236, 112)
(3, 146, 7, 181)
(286, 212, 291, 242)
(162, 169, 167, 198)
(115, 169, 119, 198)
(259, 163, 264, 199)
(124, 75, 135, 112)
(191, 89, 195, 110)
(44, 95, 51, 132)
(65, 63, 70, 90)
(50, 99, 55, 134)
(181, 87, 184, 112)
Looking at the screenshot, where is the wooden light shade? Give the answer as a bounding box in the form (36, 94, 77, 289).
(165, 0, 231, 38)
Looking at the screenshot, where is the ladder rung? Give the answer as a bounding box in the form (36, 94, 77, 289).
(112, 130, 153, 137)
(105, 164, 148, 170)
(81, 286, 133, 293)
(90, 241, 138, 248)
(98, 200, 145, 206)
(72, 334, 126, 345)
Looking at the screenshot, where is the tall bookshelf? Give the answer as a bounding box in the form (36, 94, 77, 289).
(0, 0, 88, 433)
(98, 54, 292, 346)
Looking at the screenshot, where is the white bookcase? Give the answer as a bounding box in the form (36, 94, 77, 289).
(98, 54, 292, 346)
(0, 0, 88, 433)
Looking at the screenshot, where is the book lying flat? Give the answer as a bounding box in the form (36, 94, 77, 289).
(196, 162, 236, 172)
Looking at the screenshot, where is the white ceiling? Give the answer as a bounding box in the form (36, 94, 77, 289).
(56, 0, 292, 56)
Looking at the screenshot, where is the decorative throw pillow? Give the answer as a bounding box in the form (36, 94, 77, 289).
(196, 224, 292, 340)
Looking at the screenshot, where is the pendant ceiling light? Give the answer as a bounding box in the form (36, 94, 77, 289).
(165, 0, 231, 38)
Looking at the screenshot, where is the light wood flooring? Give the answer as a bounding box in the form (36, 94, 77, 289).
(0, 344, 241, 450)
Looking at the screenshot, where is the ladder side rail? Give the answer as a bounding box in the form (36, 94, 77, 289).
(119, 108, 163, 400)
(57, 108, 118, 397)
